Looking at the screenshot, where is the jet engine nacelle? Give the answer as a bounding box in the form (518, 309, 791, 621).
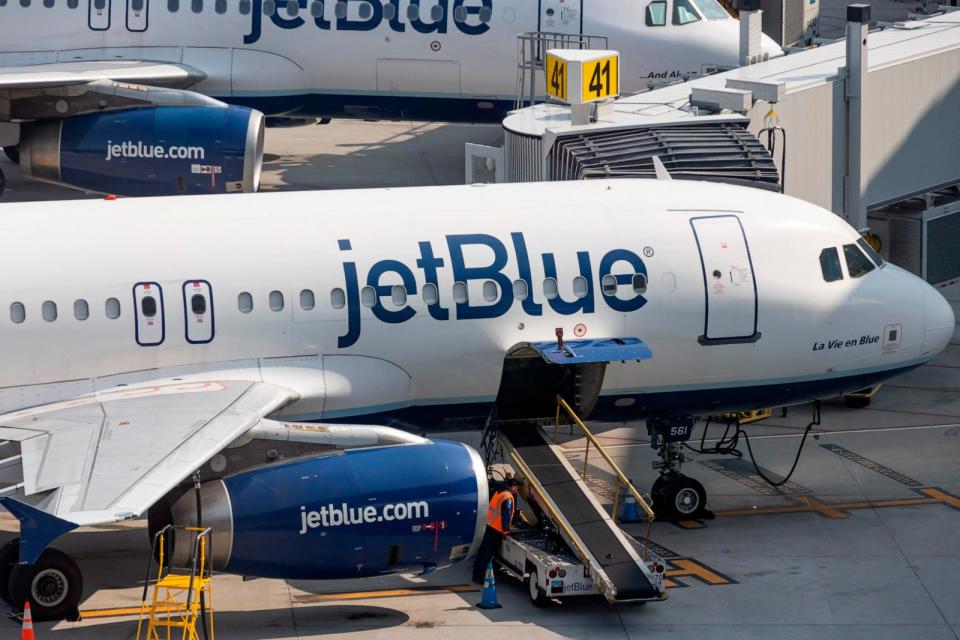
(156, 440, 488, 580)
(19, 106, 264, 197)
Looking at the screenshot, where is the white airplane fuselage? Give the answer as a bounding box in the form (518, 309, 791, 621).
(0, 0, 781, 121)
(0, 179, 952, 427)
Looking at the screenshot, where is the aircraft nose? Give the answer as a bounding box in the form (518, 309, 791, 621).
(760, 32, 784, 60)
(923, 284, 955, 355)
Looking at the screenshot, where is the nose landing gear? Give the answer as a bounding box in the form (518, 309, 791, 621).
(647, 417, 714, 521)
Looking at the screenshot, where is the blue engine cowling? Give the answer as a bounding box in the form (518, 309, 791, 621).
(166, 440, 488, 580)
(19, 106, 264, 196)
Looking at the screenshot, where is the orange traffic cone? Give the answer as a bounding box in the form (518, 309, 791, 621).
(21, 601, 35, 640)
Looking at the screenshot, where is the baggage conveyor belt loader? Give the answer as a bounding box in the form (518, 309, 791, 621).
(491, 398, 669, 605)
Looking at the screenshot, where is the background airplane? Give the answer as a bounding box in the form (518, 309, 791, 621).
(0, 0, 782, 196)
(0, 178, 951, 620)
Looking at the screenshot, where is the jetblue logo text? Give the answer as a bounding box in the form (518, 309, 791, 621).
(105, 140, 206, 162)
(337, 233, 648, 348)
(299, 501, 430, 533)
(245, 0, 493, 45)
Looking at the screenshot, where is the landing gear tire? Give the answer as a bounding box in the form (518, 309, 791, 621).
(843, 394, 871, 408)
(3, 145, 19, 165)
(653, 474, 709, 521)
(0, 538, 20, 605)
(527, 568, 549, 607)
(7, 547, 83, 621)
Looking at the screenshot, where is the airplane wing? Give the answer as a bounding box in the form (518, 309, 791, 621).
(0, 60, 219, 122)
(0, 379, 298, 562)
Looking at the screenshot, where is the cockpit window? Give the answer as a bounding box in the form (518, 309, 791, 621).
(692, 0, 729, 19)
(819, 247, 843, 282)
(857, 238, 885, 268)
(645, 0, 667, 26)
(673, 0, 701, 24)
(843, 243, 875, 278)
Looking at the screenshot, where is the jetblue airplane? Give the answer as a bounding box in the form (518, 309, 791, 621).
(0, 0, 782, 196)
(0, 178, 952, 619)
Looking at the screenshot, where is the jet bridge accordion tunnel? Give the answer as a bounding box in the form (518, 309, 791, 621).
(503, 118, 781, 190)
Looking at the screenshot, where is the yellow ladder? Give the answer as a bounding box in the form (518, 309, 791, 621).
(137, 526, 216, 640)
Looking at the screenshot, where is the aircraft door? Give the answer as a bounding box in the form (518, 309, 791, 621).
(183, 280, 214, 344)
(133, 282, 165, 346)
(88, 0, 112, 30)
(127, 0, 148, 32)
(539, 0, 583, 34)
(690, 215, 760, 344)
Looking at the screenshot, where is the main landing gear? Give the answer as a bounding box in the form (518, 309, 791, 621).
(0, 538, 83, 621)
(646, 417, 713, 521)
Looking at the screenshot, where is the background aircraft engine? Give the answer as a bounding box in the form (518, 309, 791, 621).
(157, 440, 488, 580)
(18, 106, 264, 196)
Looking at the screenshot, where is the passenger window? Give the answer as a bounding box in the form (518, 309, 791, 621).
(601, 274, 618, 296)
(543, 278, 559, 300)
(360, 286, 376, 307)
(300, 289, 315, 310)
(330, 288, 346, 309)
(19, 0, 30, 7)
(843, 244, 875, 278)
(406, 3, 417, 20)
(482, 281, 498, 302)
(10, 302, 25, 324)
(336, 1, 347, 18)
(286, 0, 298, 17)
(168, 0, 178, 11)
(512, 279, 529, 301)
(382, 1, 395, 19)
(269, 290, 285, 311)
(239, 0, 250, 13)
(673, 0, 701, 24)
(105, 297, 121, 319)
(191, 0, 202, 12)
(857, 238, 884, 268)
(645, 0, 666, 26)
(391, 285, 407, 306)
(68, 0, 78, 6)
(74, 299, 89, 321)
(42, 301, 57, 322)
(692, 0, 729, 19)
(422, 283, 439, 305)
(310, 0, 322, 17)
(215, 0, 226, 13)
(43, 0, 54, 8)
(453, 5, 466, 21)
(238, 292, 253, 313)
(131, 0, 143, 9)
(191, 294, 207, 315)
(263, 0, 275, 15)
(93, 0, 104, 7)
(430, 4, 443, 21)
(573, 276, 589, 299)
(819, 247, 843, 282)
(632, 273, 648, 294)
(360, 1, 373, 19)
(453, 282, 468, 304)
(141, 296, 157, 318)
(479, 5, 491, 22)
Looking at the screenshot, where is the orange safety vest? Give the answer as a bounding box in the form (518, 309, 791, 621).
(486, 490, 514, 534)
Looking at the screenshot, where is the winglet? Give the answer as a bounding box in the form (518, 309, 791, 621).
(652, 156, 672, 180)
(0, 497, 78, 564)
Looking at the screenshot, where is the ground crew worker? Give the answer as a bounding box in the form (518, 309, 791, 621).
(472, 477, 519, 583)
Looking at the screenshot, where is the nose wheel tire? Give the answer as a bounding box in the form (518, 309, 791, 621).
(3, 146, 19, 165)
(652, 474, 709, 521)
(0, 538, 20, 605)
(527, 568, 549, 607)
(7, 547, 83, 621)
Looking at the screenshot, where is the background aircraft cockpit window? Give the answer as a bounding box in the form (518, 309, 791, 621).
(819, 247, 843, 282)
(645, 1, 667, 26)
(105, 297, 121, 319)
(391, 285, 407, 306)
(239, 0, 251, 14)
(601, 274, 617, 296)
(192, 294, 208, 314)
(692, 0, 730, 19)
(263, 0, 276, 16)
(330, 288, 346, 309)
(361, 286, 376, 307)
(573, 276, 589, 299)
(843, 243, 875, 278)
(168, 0, 179, 12)
(238, 292, 253, 313)
(453, 282, 468, 304)
(74, 299, 89, 321)
(191, 0, 202, 13)
(513, 279, 529, 300)
(857, 238, 885, 268)
(632, 273, 648, 294)
(673, 0, 701, 25)
(141, 296, 157, 318)
(543, 278, 559, 300)
(482, 280, 498, 302)
(269, 290, 285, 311)
(42, 301, 57, 323)
(299, 289, 315, 311)
(10, 302, 25, 324)
(422, 283, 439, 305)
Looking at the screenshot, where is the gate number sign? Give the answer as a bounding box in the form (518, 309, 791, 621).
(545, 50, 620, 106)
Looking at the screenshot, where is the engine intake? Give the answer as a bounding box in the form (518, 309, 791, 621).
(20, 106, 264, 196)
(158, 440, 488, 580)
